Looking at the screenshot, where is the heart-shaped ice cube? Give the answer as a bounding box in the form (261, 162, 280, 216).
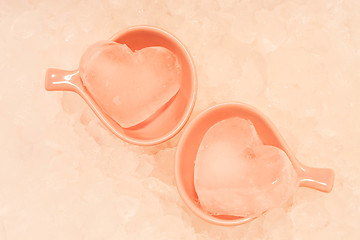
(79, 41, 182, 128)
(194, 117, 298, 217)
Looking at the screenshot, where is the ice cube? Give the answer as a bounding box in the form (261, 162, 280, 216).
(194, 117, 298, 217)
(79, 41, 182, 128)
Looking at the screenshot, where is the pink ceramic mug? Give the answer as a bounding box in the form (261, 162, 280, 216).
(45, 26, 197, 146)
(175, 103, 335, 226)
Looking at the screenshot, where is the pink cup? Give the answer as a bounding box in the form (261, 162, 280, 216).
(45, 26, 197, 146)
(175, 103, 335, 226)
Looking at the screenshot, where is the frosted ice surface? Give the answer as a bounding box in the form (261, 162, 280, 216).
(1, 0, 360, 239)
(230, 2, 258, 44)
(135, 159, 154, 178)
(0, 222, 5, 240)
(255, 10, 287, 53)
(263, 208, 294, 240)
(236, 52, 267, 99)
(11, 11, 44, 39)
(116, 195, 140, 223)
(194, 118, 297, 217)
(79, 41, 182, 128)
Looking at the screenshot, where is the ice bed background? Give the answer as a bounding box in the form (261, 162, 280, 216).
(0, 0, 360, 239)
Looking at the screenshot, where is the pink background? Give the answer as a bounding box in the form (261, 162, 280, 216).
(0, 0, 359, 239)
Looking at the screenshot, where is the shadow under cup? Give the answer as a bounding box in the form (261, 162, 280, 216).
(108, 26, 197, 144)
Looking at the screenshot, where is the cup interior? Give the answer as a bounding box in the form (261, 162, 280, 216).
(175, 103, 289, 226)
(104, 26, 197, 145)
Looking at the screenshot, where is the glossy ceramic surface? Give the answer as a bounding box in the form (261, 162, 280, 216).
(45, 25, 197, 146)
(175, 102, 335, 226)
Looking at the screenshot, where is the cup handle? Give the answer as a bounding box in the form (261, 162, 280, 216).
(45, 67, 110, 132)
(297, 165, 335, 193)
(45, 68, 82, 93)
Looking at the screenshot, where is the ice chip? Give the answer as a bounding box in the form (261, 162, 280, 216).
(194, 117, 298, 217)
(79, 41, 182, 128)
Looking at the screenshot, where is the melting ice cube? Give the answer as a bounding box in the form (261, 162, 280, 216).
(194, 117, 298, 217)
(79, 41, 182, 128)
